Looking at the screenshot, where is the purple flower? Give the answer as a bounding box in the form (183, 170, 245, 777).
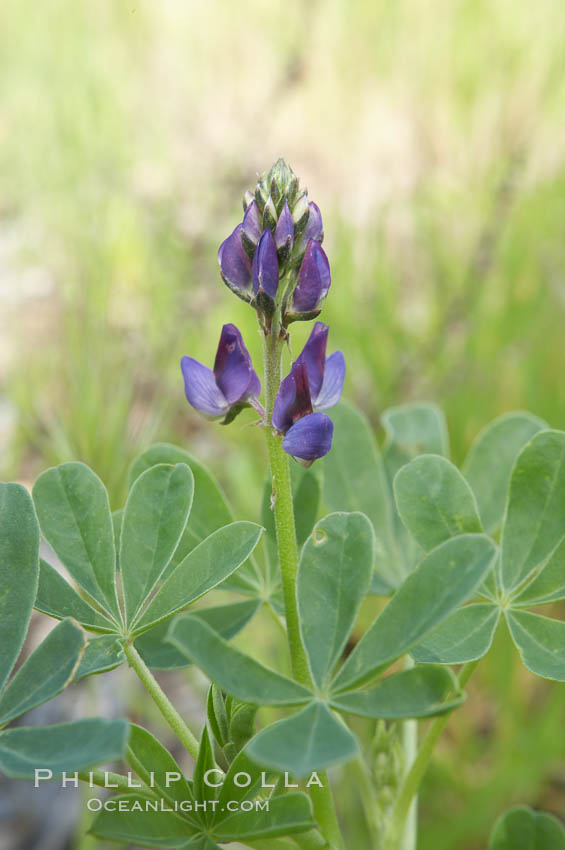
(287, 240, 331, 319)
(218, 225, 252, 302)
(181, 324, 261, 424)
(252, 229, 279, 302)
(272, 323, 345, 462)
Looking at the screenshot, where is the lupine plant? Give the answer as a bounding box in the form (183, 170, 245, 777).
(1, 159, 564, 850)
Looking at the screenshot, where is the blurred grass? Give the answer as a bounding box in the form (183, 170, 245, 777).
(1, 0, 565, 846)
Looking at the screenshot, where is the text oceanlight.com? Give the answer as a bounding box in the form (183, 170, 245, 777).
(86, 798, 270, 813)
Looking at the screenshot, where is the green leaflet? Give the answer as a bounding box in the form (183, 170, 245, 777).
(32, 462, 121, 622)
(121, 463, 194, 625)
(330, 665, 463, 719)
(0, 718, 129, 778)
(463, 412, 547, 532)
(127, 724, 195, 810)
(74, 635, 125, 681)
(411, 603, 500, 665)
(513, 535, 565, 606)
(488, 805, 565, 849)
(332, 534, 497, 692)
(129, 443, 261, 595)
(0, 619, 85, 725)
(214, 793, 315, 841)
(506, 609, 565, 681)
(0, 483, 40, 692)
(167, 615, 312, 706)
(133, 522, 263, 634)
(323, 402, 401, 590)
(89, 793, 195, 848)
(35, 559, 116, 633)
(134, 600, 260, 670)
(246, 702, 358, 776)
(382, 402, 449, 582)
(297, 512, 374, 688)
(501, 430, 565, 593)
(394, 455, 482, 551)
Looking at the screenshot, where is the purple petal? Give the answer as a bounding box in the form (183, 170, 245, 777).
(272, 370, 297, 433)
(272, 362, 313, 434)
(282, 412, 334, 461)
(314, 351, 345, 410)
(295, 322, 328, 401)
(275, 201, 294, 251)
(292, 240, 331, 314)
(218, 225, 252, 293)
(242, 200, 262, 245)
(252, 230, 279, 299)
(302, 202, 324, 245)
(181, 356, 228, 418)
(213, 324, 261, 405)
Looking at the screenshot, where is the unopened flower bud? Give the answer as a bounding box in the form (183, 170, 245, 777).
(262, 194, 278, 232)
(218, 225, 252, 303)
(241, 200, 262, 257)
(242, 189, 254, 211)
(252, 229, 279, 314)
(285, 240, 331, 322)
(275, 201, 295, 265)
(292, 192, 310, 235)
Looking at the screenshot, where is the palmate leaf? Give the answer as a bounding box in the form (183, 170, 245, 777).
(0, 619, 85, 726)
(246, 702, 358, 776)
(129, 443, 261, 595)
(411, 603, 501, 665)
(167, 616, 312, 706)
(133, 522, 263, 635)
(506, 610, 565, 681)
(394, 455, 482, 551)
(213, 793, 315, 842)
(323, 402, 401, 591)
(35, 559, 116, 633)
(0, 483, 40, 692)
(0, 717, 129, 778)
(121, 463, 194, 626)
(32, 462, 121, 622)
(89, 793, 196, 848)
(297, 512, 374, 688)
(332, 534, 498, 693)
(463, 412, 547, 533)
(488, 805, 565, 850)
(501, 430, 565, 593)
(330, 665, 463, 719)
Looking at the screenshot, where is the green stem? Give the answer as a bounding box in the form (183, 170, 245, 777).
(400, 658, 417, 850)
(351, 756, 380, 848)
(385, 660, 479, 849)
(123, 641, 199, 760)
(263, 330, 310, 686)
(262, 327, 345, 850)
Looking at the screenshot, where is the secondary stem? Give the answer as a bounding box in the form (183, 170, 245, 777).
(123, 641, 199, 760)
(385, 660, 480, 849)
(400, 658, 417, 850)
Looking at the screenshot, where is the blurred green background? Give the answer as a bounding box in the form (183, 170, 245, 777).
(1, 0, 564, 847)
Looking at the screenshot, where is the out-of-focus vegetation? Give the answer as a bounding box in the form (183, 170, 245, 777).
(1, 1, 564, 848)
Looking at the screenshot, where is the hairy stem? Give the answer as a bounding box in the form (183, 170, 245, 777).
(263, 327, 345, 850)
(400, 658, 417, 850)
(385, 661, 480, 849)
(123, 641, 199, 760)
